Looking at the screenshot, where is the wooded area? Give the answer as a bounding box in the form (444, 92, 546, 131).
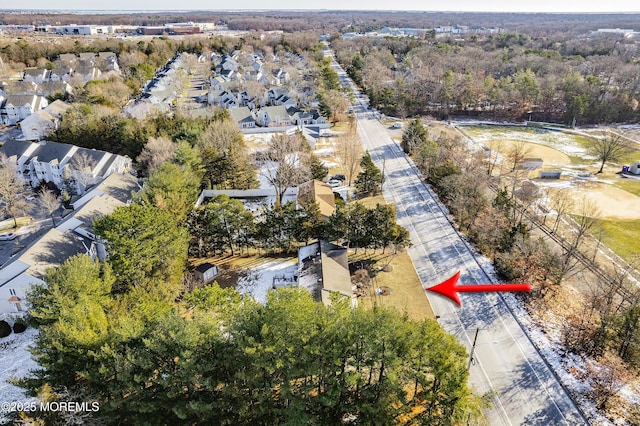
(334, 31, 640, 124)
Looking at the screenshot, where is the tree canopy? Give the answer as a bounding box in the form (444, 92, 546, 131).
(23, 274, 480, 425)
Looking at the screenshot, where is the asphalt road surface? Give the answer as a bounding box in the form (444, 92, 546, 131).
(326, 47, 588, 425)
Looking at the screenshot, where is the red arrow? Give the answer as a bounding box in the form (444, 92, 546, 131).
(426, 271, 530, 306)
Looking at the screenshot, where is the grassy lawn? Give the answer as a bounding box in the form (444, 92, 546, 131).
(353, 250, 435, 320)
(599, 219, 640, 264)
(330, 121, 353, 133)
(358, 194, 386, 207)
(613, 179, 640, 198)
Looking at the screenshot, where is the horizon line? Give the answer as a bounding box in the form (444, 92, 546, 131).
(2, 8, 640, 14)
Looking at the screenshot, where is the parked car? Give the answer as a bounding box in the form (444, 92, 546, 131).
(331, 174, 346, 182)
(327, 180, 342, 188)
(0, 232, 17, 241)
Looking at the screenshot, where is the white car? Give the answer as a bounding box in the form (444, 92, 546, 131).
(0, 232, 17, 241)
(327, 180, 342, 188)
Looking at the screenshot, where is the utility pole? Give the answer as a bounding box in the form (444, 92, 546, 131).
(467, 328, 480, 370)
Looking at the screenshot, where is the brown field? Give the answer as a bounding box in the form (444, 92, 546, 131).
(486, 139, 572, 169)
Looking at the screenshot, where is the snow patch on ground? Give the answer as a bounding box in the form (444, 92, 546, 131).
(461, 125, 595, 159)
(0, 327, 39, 423)
(313, 147, 335, 157)
(235, 259, 299, 304)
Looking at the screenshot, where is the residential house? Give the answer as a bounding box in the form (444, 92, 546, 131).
(249, 58, 263, 72)
(297, 180, 336, 219)
(243, 68, 263, 82)
(0, 139, 41, 182)
(297, 240, 357, 307)
(19, 110, 58, 140)
(255, 105, 293, 127)
(1, 81, 39, 96)
(210, 75, 230, 90)
(56, 53, 78, 66)
(194, 187, 299, 210)
(22, 68, 50, 84)
(272, 68, 289, 85)
(219, 68, 236, 80)
(38, 81, 73, 98)
(24, 141, 76, 187)
(49, 66, 73, 82)
(267, 87, 289, 104)
(2, 140, 132, 193)
(228, 106, 256, 129)
(208, 90, 237, 108)
(0, 260, 44, 315)
(272, 94, 296, 108)
(73, 65, 102, 82)
(96, 51, 120, 73)
(0, 172, 139, 315)
(216, 55, 238, 74)
(290, 108, 326, 126)
(0, 94, 48, 125)
(78, 52, 96, 64)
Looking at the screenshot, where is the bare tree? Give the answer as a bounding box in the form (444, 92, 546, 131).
(67, 151, 99, 194)
(181, 53, 199, 76)
(553, 195, 602, 285)
(136, 136, 176, 176)
(547, 188, 575, 233)
(485, 140, 505, 177)
(38, 190, 61, 227)
(260, 132, 310, 206)
(508, 140, 533, 173)
(321, 89, 349, 123)
(588, 130, 632, 174)
(0, 157, 26, 228)
(335, 133, 362, 186)
(513, 180, 541, 225)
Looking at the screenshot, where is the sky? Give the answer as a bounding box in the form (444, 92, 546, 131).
(6, 1, 640, 13)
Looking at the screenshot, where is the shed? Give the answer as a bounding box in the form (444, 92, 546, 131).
(195, 263, 218, 283)
(520, 158, 544, 170)
(539, 170, 562, 179)
(629, 162, 640, 175)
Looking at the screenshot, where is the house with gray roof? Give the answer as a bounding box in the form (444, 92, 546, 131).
(38, 81, 73, 98)
(255, 105, 293, 127)
(1, 81, 38, 96)
(22, 68, 50, 84)
(0, 140, 131, 193)
(19, 101, 70, 141)
(298, 240, 357, 307)
(49, 66, 73, 82)
(0, 173, 139, 315)
(0, 94, 48, 125)
(228, 106, 256, 129)
(0, 139, 41, 181)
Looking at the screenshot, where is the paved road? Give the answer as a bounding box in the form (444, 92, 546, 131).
(326, 48, 588, 425)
